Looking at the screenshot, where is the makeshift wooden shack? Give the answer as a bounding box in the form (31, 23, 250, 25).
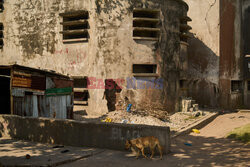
(0, 64, 73, 119)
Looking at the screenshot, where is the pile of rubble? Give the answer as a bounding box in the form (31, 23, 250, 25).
(74, 107, 214, 130)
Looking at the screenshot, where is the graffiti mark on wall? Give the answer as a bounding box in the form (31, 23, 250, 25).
(55, 48, 87, 70)
(110, 127, 140, 141)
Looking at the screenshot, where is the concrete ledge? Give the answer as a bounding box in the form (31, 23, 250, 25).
(237, 109, 250, 113)
(171, 112, 219, 139)
(0, 115, 170, 153)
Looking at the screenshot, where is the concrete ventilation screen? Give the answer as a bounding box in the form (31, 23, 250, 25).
(179, 16, 192, 42)
(133, 8, 160, 41)
(133, 64, 157, 73)
(0, 23, 3, 49)
(60, 11, 89, 44)
(73, 77, 89, 106)
(0, 0, 3, 12)
(231, 80, 243, 93)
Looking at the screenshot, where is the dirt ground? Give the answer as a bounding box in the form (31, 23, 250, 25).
(0, 112, 249, 167)
(61, 112, 250, 167)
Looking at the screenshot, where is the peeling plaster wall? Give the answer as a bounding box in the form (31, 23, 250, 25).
(183, 0, 220, 107)
(0, 0, 189, 114)
(219, 0, 244, 109)
(242, 0, 250, 108)
(185, 0, 248, 109)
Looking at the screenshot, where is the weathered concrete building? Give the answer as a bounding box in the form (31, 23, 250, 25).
(0, 0, 190, 115)
(184, 0, 250, 109)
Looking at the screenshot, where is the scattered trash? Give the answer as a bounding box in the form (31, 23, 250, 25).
(101, 118, 112, 123)
(192, 129, 200, 134)
(61, 150, 69, 153)
(25, 154, 31, 159)
(121, 119, 128, 124)
(126, 104, 132, 112)
(53, 145, 64, 148)
(184, 143, 192, 146)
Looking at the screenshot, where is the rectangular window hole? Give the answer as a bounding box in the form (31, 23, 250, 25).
(133, 9, 160, 40)
(74, 91, 89, 102)
(63, 32, 88, 40)
(0, 0, 4, 12)
(133, 64, 157, 73)
(133, 9, 159, 19)
(60, 11, 89, 43)
(73, 77, 87, 88)
(180, 80, 187, 88)
(133, 20, 158, 28)
(133, 30, 159, 38)
(231, 80, 243, 93)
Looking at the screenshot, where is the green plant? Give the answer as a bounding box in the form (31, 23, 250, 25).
(226, 124, 250, 144)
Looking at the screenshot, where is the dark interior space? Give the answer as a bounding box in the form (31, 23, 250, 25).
(231, 80, 243, 92)
(0, 76, 10, 114)
(133, 64, 157, 73)
(133, 9, 159, 19)
(73, 77, 88, 88)
(73, 77, 89, 106)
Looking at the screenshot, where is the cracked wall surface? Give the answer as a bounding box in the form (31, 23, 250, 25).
(0, 0, 189, 114)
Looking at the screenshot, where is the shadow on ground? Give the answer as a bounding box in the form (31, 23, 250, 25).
(0, 138, 101, 166)
(60, 134, 250, 167)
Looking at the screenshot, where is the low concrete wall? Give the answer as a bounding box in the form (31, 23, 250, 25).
(0, 115, 170, 153)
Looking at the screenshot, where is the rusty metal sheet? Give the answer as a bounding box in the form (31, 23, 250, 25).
(12, 77, 32, 88)
(31, 76, 46, 90)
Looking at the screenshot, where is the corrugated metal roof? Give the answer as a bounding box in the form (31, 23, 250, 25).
(0, 64, 71, 79)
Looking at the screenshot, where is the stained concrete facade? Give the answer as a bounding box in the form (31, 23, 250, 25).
(184, 0, 250, 109)
(0, 0, 189, 115)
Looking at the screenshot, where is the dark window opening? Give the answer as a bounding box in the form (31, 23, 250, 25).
(0, 76, 10, 114)
(73, 77, 87, 88)
(133, 30, 159, 38)
(0, 23, 3, 48)
(133, 9, 159, 18)
(133, 20, 158, 28)
(0, 0, 4, 12)
(60, 11, 89, 43)
(133, 9, 160, 41)
(74, 91, 89, 102)
(180, 80, 187, 89)
(0, 68, 10, 76)
(248, 81, 250, 91)
(133, 64, 157, 74)
(73, 77, 89, 106)
(231, 80, 243, 93)
(63, 32, 89, 40)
